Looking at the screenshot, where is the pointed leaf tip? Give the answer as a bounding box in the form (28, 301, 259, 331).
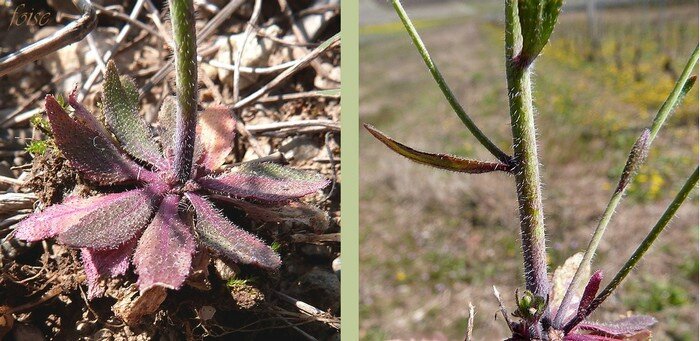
(133, 195, 195, 293)
(364, 124, 510, 173)
(68, 88, 109, 137)
(187, 193, 281, 269)
(199, 162, 329, 202)
(103, 61, 167, 169)
(576, 270, 603, 320)
(616, 129, 651, 193)
(57, 187, 160, 249)
(15, 191, 141, 242)
(45, 95, 149, 185)
(578, 315, 656, 337)
(517, 0, 563, 65)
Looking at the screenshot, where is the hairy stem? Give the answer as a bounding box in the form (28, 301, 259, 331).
(169, 0, 198, 182)
(554, 45, 698, 327)
(564, 167, 699, 333)
(390, 0, 511, 165)
(552, 130, 650, 327)
(505, 0, 549, 302)
(649, 45, 698, 141)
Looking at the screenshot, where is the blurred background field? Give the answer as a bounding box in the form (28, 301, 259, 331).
(359, 0, 698, 339)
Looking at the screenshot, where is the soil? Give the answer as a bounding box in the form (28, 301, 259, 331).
(0, 1, 340, 340)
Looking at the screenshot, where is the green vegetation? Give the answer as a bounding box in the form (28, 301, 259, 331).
(360, 3, 698, 339)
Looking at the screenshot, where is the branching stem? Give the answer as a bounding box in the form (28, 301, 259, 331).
(389, 0, 512, 165)
(504, 0, 549, 302)
(554, 45, 698, 327)
(564, 167, 699, 333)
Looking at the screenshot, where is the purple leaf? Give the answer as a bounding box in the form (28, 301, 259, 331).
(577, 270, 603, 317)
(46, 95, 155, 185)
(194, 106, 236, 172)
(564, 334, 619, 341)
(133, 195, 195, 293)
(57, 186, 162, 250)
(14, 189, 150, 242)
(578, 315, 657, 337)
(81, 239, 137, 299)
(364, 124, 511, 173)
(199, 162, 329, 202)
(102, 61, 167, 170)
(212, 196, 328, 232)
(186, 193, 281, 269)
(68, 88, 112, 140)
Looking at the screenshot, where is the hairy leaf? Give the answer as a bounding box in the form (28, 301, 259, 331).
(133, 195, 195, 293)
(199, 162, 329, 202)
(616, 129, 651, 193)
(81, 239, 137, 299)
(103, 61, 166, 169)
(14, 191, 145, 242)
(576, 271, 603, 318)
(57, 187, 161, 249)
(364, 124, 510, 173)
(68, 88, 111, 139)
(187, 193, 281, 269)
(215, 197, 329, 232)
(578, 316, 656, 337)
(551, 253, 587, 320)
(194, 106, 236, 172)
(563, 334, 618, 341)
(517, 0, 563, 64)
(46, 95, 153, 185)
(157, 96, 178, 158)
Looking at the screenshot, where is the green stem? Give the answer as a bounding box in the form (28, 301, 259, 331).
(504, 0, 549, 301)
(390, 0, 511, 165)
(169, 0, 198, 183)
(649, 45, 698, 142)
(554, 45, 698, 327)
(564, 167, 699, 333)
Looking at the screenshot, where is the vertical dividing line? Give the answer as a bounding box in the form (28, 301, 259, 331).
(340, 0, 359, 340)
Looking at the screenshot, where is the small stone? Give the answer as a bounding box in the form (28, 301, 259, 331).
(198, 306, 216, 321)
(75, 321, 91, 333)
(331, 257, 341, 276)
(279, 136, 321, 161)
(10, 323, 45, 341)
(213, 259, 239, 281)
(294, 268, 340, 313)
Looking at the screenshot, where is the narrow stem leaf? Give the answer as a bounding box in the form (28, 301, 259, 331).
(554, 46, 698, 327)
(364, 124, 511, 174)
(169, 0, 199, 183)
(389, 0, 511, 165)
(564, 167, 699, 333)
(553, 129, 650, 327)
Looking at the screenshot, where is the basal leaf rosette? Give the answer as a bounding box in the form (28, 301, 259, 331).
(13, 61, 329, 298)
